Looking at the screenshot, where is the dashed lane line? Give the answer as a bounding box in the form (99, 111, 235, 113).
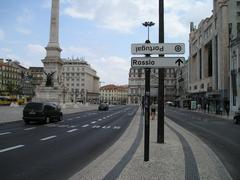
(91, 121, 96, 124)
(113, 126, 121, 130)
(0, 145, 25, 153)
(24, 127, 36, 131)
(102, 126, 111, 129)
(92, 125, 101, 128)
(40, 135, 57, 141)
(98, 119, 102, 121)
(0, 132, 11, 136)
(67, 129, 78, 133)
(82, 124, 89, 128)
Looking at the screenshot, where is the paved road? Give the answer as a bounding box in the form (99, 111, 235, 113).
(166, 107, 240, 180)
(0, 105, 138, 180)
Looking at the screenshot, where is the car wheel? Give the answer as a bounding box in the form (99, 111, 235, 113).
(45, 116, 50, 124)
(58, 114, 63, 121)
(233, 118, 237, 124)
(24, 120, 29, 125)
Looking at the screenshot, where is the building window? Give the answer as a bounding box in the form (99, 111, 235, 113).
(237, 23, 240, 38)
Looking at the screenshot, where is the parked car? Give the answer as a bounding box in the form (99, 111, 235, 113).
(233, 109, 240, 124)
(23, 102, 63, 124)
(98, 103, 109, 111)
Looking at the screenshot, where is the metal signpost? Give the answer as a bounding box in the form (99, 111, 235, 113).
(130, 0, 185, 162)
(158, 0, 165, 145)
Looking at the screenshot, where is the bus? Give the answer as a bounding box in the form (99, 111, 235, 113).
(0, 96, 11, 106)
(0, 96, 27, 106)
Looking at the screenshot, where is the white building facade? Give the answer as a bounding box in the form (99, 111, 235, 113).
(62, 58, 100, 103)
(128, 68, 177, 104)
(188, 0, 230, 113)
(229, 0, 240, 111)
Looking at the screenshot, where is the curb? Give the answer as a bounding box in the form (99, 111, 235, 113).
(166, 118, 232, 180)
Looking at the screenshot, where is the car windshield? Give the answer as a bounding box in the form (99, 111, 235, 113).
(24, 103, 43, 111)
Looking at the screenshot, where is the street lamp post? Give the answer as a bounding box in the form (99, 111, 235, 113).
(142, 21, 154, 162)
(142, 21, 155, 41)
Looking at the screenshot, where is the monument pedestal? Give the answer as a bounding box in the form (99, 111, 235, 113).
(34, 86, 64, 104)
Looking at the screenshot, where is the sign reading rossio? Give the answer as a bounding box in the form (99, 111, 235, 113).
(131, 43, 185, 55)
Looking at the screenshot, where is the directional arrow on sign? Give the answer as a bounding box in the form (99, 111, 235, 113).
(131, 57, 185, 68)
(175, 58, 184, 67)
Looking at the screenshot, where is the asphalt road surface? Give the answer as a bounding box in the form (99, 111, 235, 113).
(0, 105, 138, 180)
(166, 107, 240, 180)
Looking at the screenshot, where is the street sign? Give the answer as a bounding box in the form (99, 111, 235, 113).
(131, 43, 185, 55)
(131, 57, 185, 68)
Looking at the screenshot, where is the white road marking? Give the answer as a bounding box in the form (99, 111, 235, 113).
(92, 125, 100, 128)
(77, 116, 81, 118)
(45, 124, 58, 127)
(58, 125, 69, 128)
(70, 125, 77, 128)
(91, 121, 96, 124)
(0, 145, 25, 153)
(102, 126, 111, 129)
(68, 118, 73, 120)
(67, 129, 78, 133)
(113, 126, 121, 129)
(82, 124, 89, 128)
(98, 119, 102, 121)
(40, 136, 57, 141)
(0, 132, 11, 136)
(103, 117, 106, 119)
(24, 127, 36, 131)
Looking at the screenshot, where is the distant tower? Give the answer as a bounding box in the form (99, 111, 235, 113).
(42, 0, 63, 88)
(190, 22, 195, 32)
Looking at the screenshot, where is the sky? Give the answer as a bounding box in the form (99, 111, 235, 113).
(0, 0, 213, 85)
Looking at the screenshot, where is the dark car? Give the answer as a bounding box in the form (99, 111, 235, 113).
(98, 103, 109, 111)
(23, 102, 63, 124)
(233, 109, 240, 124)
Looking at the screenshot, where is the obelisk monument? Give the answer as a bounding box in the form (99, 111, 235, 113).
(42, 0, 63, 87)
(34, 0, 64, 103)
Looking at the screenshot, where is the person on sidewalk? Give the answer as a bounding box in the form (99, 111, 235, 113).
(225, 104, 230, 117)
(150, 103, 156, 120)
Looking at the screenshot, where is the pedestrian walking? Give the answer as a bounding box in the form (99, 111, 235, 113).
(225, 104, 230, 117)
(151, 103, 156, 120)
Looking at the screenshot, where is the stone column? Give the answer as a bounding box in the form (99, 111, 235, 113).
(42, 0, 63, 87)
(45, 0, 62, 59)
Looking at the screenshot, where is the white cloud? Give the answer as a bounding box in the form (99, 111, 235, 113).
(26, 44, 45, 57)
(0, 29, 5, 40)
(63, 46, 92, 56)
(0, 48, 12, 53)
(4, 54, 21, 61)
(42, 0, 51, 8)
(16, 8, 33, 24)
(90, 56, 130, 85)
(16, 27, 31, 35)
(62, 0, 212, 35)
(16, 8, 33, 35)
